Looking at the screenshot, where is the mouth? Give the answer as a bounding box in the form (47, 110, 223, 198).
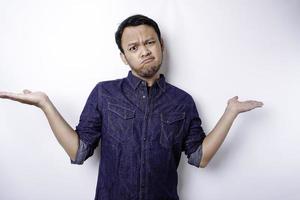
(141, 57, 155, 64)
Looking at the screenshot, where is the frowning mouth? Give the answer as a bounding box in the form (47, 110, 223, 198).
(141, 57, 154, 64)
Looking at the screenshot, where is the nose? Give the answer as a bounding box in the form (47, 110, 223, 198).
(141, 45, 151, 57)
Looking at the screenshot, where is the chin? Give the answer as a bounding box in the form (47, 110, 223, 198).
(140, 66, 160, 78)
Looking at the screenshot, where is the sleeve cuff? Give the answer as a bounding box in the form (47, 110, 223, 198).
(70, 139, 93, 165)
(187, 144, 203, 168)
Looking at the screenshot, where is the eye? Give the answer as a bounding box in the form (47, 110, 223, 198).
(129, 46, 137, 52)
(146, 40, 155, 45)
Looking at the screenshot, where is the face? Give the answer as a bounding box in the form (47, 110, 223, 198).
(120, 25, 164, 79)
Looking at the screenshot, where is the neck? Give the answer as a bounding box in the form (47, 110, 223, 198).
(132, 71, 160, 87)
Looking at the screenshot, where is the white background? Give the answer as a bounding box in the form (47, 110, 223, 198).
(0, 0, 299, 199)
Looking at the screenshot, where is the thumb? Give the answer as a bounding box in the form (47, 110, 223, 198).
(232, 96, 238, 100)
(23, 89, 32, 94)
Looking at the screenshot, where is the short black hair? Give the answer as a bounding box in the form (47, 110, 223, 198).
(115, 14, 162, 54)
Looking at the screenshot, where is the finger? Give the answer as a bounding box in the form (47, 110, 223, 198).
(256, 101, 264, 107)
(231, 96, 238, 102)
(0, 91, 13, 98)
(245, 100, 264, 107)
(23, 89, 32, 94)
(253, 101, 263, 107)
(228, 96, 238, 102)
(0, 91, 6, 97)
(0, 92, 22, 101)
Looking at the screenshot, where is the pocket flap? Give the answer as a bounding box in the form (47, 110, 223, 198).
(161, 112, 185, 124)
(108, 103, 135, 119)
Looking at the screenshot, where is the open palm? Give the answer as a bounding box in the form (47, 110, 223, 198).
(227, 96, 263, 114)
(0, 89, 48, 108)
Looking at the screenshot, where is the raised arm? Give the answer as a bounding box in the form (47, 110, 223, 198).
(0, 89, 79, 161)
(199, 96, 263, 168)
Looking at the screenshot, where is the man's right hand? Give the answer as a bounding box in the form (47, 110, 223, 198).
(0, 89, 79, 161)
(0, 89, 49, 109)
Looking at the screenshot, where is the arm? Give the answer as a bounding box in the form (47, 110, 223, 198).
(199, 96, 263, 168)
(0, 89, 79, 161)
(41, 97, 79, 161)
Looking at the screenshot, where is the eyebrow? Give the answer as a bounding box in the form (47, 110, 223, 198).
(127, 42, 138, 47)
(127, 37, 156, 47)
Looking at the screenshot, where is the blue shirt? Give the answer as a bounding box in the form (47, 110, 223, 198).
(71, 71, 206, 200)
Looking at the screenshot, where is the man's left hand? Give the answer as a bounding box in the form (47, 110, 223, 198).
(226, 96, 264, 114)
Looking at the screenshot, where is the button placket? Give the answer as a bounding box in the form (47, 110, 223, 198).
(140, 82, 150, 198)
(141, 81, 147, 99)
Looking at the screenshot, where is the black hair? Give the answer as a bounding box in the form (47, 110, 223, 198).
(115, 14, 162, 53)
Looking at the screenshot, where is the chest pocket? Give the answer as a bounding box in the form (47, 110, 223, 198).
(107, 102, 135, 143)
(160, 112, 185, 148)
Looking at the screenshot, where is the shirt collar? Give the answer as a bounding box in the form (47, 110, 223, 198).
(126, 70, 166, 92)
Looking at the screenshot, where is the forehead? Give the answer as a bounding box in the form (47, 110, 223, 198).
(121, 25, 158, 44)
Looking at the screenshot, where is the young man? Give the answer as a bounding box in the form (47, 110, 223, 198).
(0, 15, 263, 200)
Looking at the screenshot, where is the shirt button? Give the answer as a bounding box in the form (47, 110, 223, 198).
(142, 95, 146, 98)
(143, 137, 146, 141)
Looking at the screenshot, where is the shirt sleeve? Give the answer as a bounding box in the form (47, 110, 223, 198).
(70, 83, 102, 165)
(187, 144, 204, 168)
(71, 139, 94, 165)
(182, 95, 206, 168)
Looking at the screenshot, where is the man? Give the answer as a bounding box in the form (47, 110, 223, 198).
(0, 14, 263, 200)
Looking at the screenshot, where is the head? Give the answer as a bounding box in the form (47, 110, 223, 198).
(115, 14, 164, 79)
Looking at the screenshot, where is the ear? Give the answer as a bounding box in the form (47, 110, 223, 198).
(160, 38, 165, 52)
(120, 52, 128, 65)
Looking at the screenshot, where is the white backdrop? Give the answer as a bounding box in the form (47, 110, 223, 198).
(1, 0, 299, 199)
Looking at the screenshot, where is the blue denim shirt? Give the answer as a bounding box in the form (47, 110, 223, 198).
(71, 71, 206, 200)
